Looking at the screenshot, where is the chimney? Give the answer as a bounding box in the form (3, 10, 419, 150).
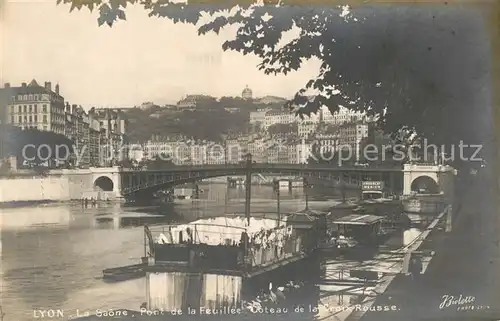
(72, 104, 77, 114)
(22, 83, 27, 88)
(55, 84, 60, 95)
(44, 82, 52, 91)
(4, 83, 10, 88)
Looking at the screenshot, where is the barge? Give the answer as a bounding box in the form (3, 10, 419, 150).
(102, 261, 147, 282)
(142, 214, 320, 312)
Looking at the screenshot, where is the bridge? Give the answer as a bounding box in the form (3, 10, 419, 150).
(118, 163, 402, 196)
(79, 162, 456, 201)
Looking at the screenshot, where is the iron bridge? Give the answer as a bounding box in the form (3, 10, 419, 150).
(119, 163, 403, 196)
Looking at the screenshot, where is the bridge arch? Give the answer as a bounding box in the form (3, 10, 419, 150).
(410, 175, 439, 194)
(94, 176, 114, 192)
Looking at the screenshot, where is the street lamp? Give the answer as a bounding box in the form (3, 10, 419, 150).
(273, 179, 281, 226)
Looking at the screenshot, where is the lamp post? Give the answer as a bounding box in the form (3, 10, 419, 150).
(244, 153, 252, 226)
(303, 177, 309, 211)
(274, 179, 281, 226)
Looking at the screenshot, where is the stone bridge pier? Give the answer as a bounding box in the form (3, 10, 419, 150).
(403, 164, 456, 202)
(89, 167, 123, 199)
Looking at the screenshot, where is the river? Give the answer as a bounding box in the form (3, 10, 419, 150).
(1, 183, 417, 321)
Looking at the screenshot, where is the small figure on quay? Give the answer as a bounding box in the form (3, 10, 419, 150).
(409, 255, 423, 282)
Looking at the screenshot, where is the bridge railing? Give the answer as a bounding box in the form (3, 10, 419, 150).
(119, 162, 403, 172)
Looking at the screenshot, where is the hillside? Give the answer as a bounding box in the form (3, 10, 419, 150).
(125, 97, 286, 142)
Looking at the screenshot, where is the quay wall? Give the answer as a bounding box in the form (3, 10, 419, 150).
(0, 172, 95, 203)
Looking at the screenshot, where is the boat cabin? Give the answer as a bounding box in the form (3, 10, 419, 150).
(332, 214, 384, 244)
(283, 210, 324, 251)
(361, 181, 386, 201)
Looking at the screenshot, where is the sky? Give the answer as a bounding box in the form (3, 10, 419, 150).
(1, 0, 322, 108)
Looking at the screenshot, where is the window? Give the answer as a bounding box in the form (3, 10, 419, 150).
(34, 115, 38, 122)
(18, 106, 21, 113)
(28, 95, 33, 100)
(29, 105, 32, 112)
(42, 105, 47, 113)
(18, 95, 22, 100)
(34, 95, 38, 100)
(34, 105, 37, 113)
(10, 106, 14, 113)
(24, 116, 27, 122)
(23, 95, 28, 100)
(43, 115, 47, 123)
(10, 116, 14, 123)
(23, 105, 27, 113)
(18, 116, 21, 123)
(29, 116, 32, 123)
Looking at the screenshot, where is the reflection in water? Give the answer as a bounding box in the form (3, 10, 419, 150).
(144, 258, 322, 321)
(0, 183, 421, 321)
(0, 205, 71, 229)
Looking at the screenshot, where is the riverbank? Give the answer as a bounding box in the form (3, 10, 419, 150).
(0, 199, 60, 209)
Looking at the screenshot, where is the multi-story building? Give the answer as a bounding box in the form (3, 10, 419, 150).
(287, 139, 300, 164)
(0, 84, 15, 160)
(176, 95, 214, 110)
(315, 133, 339, 157)
(95, 109, 128, 166)
(295, 139, 314, 164)
(225, 135, 248, 163)
(298, 121, 318, 138)
(337, 123, 373, 163)
(320, 105, 365, 125)
(88, 116, 102, 167)
(206, 141, 225, 165)
(263, 111, 295, 129)
(138, 139, 226, 166)
(249, 108, 270, 125)
(247, 136, 271, 163)
(5, 80, 66, 134)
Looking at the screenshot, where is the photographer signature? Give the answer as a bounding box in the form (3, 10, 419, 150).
(439, 294, 475, 310)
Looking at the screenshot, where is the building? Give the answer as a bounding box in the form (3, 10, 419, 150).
(249, 108, 270, 125)
(295, 139, 314, 164)
(320, 105, 365, 125)
(254, 96, 287, 105)
(247, 136, 271, 163)
(225, 135, 248, 164)
(298, 121, 318, 138)
(0, 85, 16, 162)
(242, 85, 253, 100)
(5, 80, 66, 135)
(138, 139, 226, 166)
(315, 133, 339, 157)
(95, 109, 128, 166)
(224, 107, 240, 113)
(176, 95, 214, 110)
(263, 111, 295, 129)
(338, 123, 373, 163)
(206, 141, 226, 165)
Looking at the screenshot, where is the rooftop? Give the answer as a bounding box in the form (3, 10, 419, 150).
(333, 214, 384, 225)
